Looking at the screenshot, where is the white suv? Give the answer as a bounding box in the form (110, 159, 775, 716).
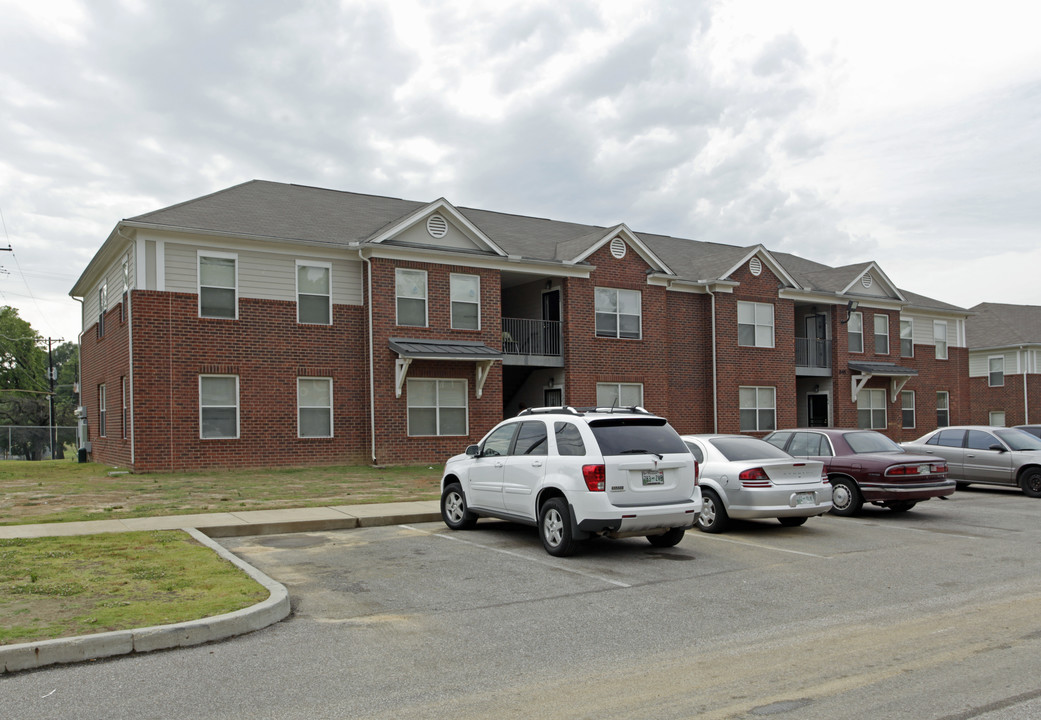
(440, 406, 702, 556)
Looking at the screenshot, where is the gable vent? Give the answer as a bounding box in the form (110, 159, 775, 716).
(610, 237, 627, 259)
(749, 257, 763, 276)
(426, 214, 448, 239)
(862, 273, 873, 288)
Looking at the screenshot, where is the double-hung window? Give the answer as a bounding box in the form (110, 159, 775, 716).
(298, 377, 333, 437)
(121, 257, 129, 322)
(595, 288, 641, 339)
(900, 319, 914, 357)
(596, 382, 644, 408)
(739, 386, 776, 432)
(847, 312, 863, 353)
(934, 321, 948, 360)
(937, 391, 950, 427)
(396, 269, 428, 327)
(97, 283, 108, 337)
(857, 388, 886, 429)
(737, 301, 774, 347)
(989, 410, 1006, 426)
(98, 384, 107, 437)
(450, 273, 480, 330)
(988, 356, 1004, 387)
(297, 261, 331, 325)
(407, 379, 467, 436)
(874, 315, 889, 354)
(199, 252, 237, 319)
(200, 375, 239, 439)
(901, 390, 915, 428)
(121, 377, 127, 439)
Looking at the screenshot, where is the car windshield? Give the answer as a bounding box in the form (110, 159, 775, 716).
(710, 437, 792, 462)
(589, 419, 689, 456)
(844, 431, 903, 454)
(995, 429, 1041, 451)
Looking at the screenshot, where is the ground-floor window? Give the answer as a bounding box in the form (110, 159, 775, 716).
(901, 390, 915, 429)
(989, 410, 1006, 426)
(937, 391, 950, 427)
(739, 386, 776, 432)
(596, 382, 643, 408)
(200, 375, 239, 439)
(407, 379, 468, 436)
(857, 388, 887, 429)
(98, 384, 107, 437)
(298, 377, 333, 438)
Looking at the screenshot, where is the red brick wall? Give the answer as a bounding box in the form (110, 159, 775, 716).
(79, 300, 132, 466)
(969, 373, 1041, 426)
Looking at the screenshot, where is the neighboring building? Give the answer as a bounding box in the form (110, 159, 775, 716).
(70, 181, 970, 471)
(966, 303, 1041, 427)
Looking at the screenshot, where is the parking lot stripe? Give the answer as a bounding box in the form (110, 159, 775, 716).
(400, 525, 633, 588)
(696, 534, 833, 558)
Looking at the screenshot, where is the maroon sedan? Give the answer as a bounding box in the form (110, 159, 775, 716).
(764, 429, 955, 515)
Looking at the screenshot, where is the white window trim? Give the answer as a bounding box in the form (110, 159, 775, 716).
(596, 382, 644, 408)
(874, 314, 890, 355)
(198, 250, 239, 320)
(737, 301, 775, 349)
(900, 318, 914, 358)
(739, 385, 777, 432)
(848, 311, 864, 353)
(199, 374, 240, 440)
(989, 410, 1006, 426)
(450, 273, 481, 331)
(594, 287, 642, 340)
(934, 320, 948, 360)
(857, 388, 887, 429)
(406, 378, 469, 437)
(988, 355, 1005, 387)
(901, 390, 916, 429)
(297, 377, 334, 438)
(296, 260, 333, 325)
(395, 268, 429, 328)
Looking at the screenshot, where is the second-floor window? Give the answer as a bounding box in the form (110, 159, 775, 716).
(989, 356, 1004, 386)
(874, 315, 889, 354)
(297, 262, 331, 325)
(848, 312, 863, 353)
(595, 288, 641, 339)
(900, 319, 914, 357)
(199, 253, 237, 319)
(450, 274, 480, 330)
(737, 301, 774, 348)
(97, 283, 108, 338)
(934, 320, 948, 360)
(396, 269, 427, 327)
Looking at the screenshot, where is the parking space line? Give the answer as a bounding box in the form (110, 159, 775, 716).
(695, 534, 833, 558)
(400, 524, 633, 588)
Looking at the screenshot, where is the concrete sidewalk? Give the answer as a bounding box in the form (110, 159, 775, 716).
(0, 500, 443, 674)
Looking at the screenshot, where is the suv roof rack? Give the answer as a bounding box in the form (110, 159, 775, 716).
(517, 405, 654, 417)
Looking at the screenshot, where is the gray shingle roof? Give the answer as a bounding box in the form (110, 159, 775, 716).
(967, 303, 1041, 348)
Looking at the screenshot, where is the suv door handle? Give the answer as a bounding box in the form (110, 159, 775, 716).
(530, 460, 543, 468)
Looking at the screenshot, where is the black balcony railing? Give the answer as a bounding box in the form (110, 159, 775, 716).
(502, 318, 562, 356)
(795, 337, 831, 368)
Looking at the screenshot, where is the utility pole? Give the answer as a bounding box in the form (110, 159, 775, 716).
(46, 337, 64, 459)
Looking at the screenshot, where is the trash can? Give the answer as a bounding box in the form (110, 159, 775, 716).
(78, 447, 87, 463)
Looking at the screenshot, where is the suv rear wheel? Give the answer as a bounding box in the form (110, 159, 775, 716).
(540, 498, 578, 557)
(647, 527, 685, 547)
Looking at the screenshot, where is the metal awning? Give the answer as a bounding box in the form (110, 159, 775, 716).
(389, 338, 502, 399)
(847, 361, 918, 403)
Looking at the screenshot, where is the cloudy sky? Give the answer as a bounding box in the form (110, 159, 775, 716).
(2, 0, 1039, 344)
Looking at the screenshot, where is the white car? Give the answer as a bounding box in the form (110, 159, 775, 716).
(681, 434, 831, 533)
(440, 406, 702, 556)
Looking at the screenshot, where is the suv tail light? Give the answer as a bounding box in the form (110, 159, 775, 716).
(739, 467, 772, 488)
(583, 464, 606, 492)
(694, 460, 699, 486)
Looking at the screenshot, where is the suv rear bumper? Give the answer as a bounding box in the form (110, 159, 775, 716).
(575, 496, 702, 534)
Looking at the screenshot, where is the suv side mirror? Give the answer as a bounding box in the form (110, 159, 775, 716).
(988, 444, 1006, 453)
(465, 444, 481, 458)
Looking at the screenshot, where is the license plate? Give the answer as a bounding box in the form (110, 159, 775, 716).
(642, 470, 665, 486)
(794, 492, 815, 506)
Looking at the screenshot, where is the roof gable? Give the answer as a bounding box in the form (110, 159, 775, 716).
(563, 224, 673, 274)
(719, 245, 798, 288)
(365, 198, 506, 256)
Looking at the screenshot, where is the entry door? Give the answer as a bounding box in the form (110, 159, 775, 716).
(542, 289, 561, 355)
(807, 394, 828, 427)
(805, 314, 827, 367)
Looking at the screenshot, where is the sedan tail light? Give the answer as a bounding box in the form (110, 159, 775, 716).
(739, 467, 772, 488)
(931, 462, 949, 474)
(821, 468, 830, 484)
(583, 464, 606, 492)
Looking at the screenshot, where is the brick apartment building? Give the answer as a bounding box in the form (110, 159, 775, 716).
(965, 303, 1041, 427)
(70, 180, 971, 471)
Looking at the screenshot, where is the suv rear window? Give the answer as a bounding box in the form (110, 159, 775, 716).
(589, 419, 688, 456)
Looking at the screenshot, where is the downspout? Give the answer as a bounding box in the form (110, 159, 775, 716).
(71, 296, 85, 455)
(116, 224, 134, 466)
(708, 287, 718, 433)
(362, 251, 377, 465)
(1023, 346, 1029, 425)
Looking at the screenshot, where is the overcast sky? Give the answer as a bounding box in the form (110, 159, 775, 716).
(2, 0, 1039, 344)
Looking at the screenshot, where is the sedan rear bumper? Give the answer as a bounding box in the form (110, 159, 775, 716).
(859, 479, 957, 502)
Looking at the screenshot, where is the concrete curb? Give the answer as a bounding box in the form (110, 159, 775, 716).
(1, 528, 291, 674)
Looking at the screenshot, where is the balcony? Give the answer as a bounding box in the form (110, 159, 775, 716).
(501, 317, 563, 367)
(795, 337, 831, 375)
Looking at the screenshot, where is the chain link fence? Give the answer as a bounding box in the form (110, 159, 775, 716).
(0, 426, 79, 460)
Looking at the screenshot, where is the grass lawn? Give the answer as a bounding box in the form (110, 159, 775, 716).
(0, 459, 444, 647)
(0, 531, 268, 645)
(0, 459, 443, 525)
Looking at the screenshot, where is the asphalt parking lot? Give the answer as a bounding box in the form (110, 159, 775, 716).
(6, 486, 1041, 720)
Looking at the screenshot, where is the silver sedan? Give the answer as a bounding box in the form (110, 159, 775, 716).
(681, 434, 832, 533)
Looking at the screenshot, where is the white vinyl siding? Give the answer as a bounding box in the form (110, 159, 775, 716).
(739, 386, 776, 432)
(857, 388, 887, 429)
(407, 379, 468, 436)
(82, 246, 135, 333)
(848, 312, 864, 353)
(200, 375, 239, 439)
(737, 301, 775, 348)
(596, 382, 644, 408)
(298, 378, 333, 438)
